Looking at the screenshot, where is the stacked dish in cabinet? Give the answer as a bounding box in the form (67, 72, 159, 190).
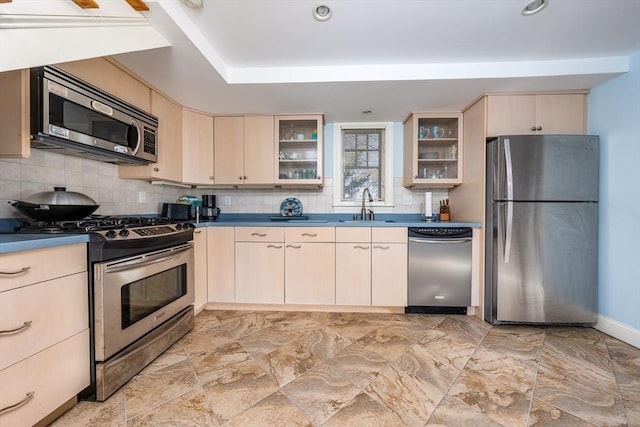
(275, 115, 324, 186)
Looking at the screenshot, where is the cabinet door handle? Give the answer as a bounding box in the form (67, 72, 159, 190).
(0, 266, 31, 276)
(354, 245, 370, 249)
(286, 244, 302, 249)
(531, 126, 536, 131)
(209, 176, 214, 181)
(267, 244, 283, 249)
(373, 245, 390, 250)
(194, 230, 202, 234)
(154, 167, 159, 172)
(536, 126, 542, 131)
(251, 233, 267, 237)
(244, 176, 247, 180)
(0, 320, 33, 335)
(0, 391, 35, 415)
(239, 176, 243, 180)
(301, 233, 317, 237)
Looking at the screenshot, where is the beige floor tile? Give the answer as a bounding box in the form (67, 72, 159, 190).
(50, 388, 126, 427)
(124, 360, 199, 419)
(324, 342, 390, 388)
(323, 392, 405, 427)
(256, 341, 321, 387)
(480, 324, 545, 362)
(326, 316, 378, 341)
(127, 389, 216, 427)
(433, 314, 491, 345)
(238, 325, 296, 357)
(280, 363, 361, 425)
(190, 341, 254, 385)
(426, 395, 503, 426)
(528, 398, 598, 426)
(222, 391, 312, 427)
(295, 325, 352, 361)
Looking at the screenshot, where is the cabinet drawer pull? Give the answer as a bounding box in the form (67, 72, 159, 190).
(536, 126, 542, 131)
(194, 230, 202, 234)
(286, 244, 302, 249)
(0, 266, 31, 276)
(301, 233, 317, 237)
(267, 244, 283, 249)
(354, 245, 370, 249)
(0, 320, 33, 335)
(0, 391, 35, 415)
(531, 126, 536, 131)
(373, 245, 390, 250)
(251, 233, 267, 237)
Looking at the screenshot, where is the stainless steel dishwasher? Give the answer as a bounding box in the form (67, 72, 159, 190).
(406, 227, 473, 314)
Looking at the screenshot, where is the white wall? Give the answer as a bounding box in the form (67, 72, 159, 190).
(589, 49, 640, 344)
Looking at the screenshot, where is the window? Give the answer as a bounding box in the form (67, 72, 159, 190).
(333, 122, 394, 210)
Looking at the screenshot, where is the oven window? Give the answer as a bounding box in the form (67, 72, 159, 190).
(49, 94, 138, 149)
(120, 263, 187, 329)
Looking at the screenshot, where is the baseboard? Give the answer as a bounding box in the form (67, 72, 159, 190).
(594, 314, 640, 349)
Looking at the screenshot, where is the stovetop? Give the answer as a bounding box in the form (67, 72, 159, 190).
(15, 216, 194, 241)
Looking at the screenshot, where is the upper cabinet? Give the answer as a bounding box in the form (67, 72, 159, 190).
(0, 69, 30, 158)
(213, 115, 275, 186)
(275, 115, 324, 187)
(403, 112, 463, 188)
(56, 58, 151, 111)
(182, 109, 214, 186)
(119, 90, 183, 183)
(486, 93, 587, 137)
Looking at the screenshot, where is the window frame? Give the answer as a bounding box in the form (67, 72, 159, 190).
(333, 122, 394, 212)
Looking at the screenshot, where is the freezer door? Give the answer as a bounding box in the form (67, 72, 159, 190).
(490, 201, 597, 324)
(493, 135, 599, 202)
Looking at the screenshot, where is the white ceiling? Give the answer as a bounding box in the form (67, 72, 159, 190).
(113, 0, 640, 122)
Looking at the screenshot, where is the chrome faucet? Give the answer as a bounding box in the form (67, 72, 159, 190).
(360, 187, 374, 221)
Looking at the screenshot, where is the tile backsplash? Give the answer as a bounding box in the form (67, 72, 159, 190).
(0, 149, 446, 219)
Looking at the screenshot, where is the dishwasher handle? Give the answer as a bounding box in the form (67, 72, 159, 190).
(409, 237, 472, 244)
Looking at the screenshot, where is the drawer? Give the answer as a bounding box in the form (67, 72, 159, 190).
(285, 227, 335, 243)
(0, 272, 88, 370)
(0, 330, 90, 427)
(372, 227, 407, 243)
(335, 227, 371, 243)
(0, 243, 86, 293)
(235, 227, 284, 242)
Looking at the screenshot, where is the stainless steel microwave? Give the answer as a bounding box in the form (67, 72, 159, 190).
(30, 65, 158, 165)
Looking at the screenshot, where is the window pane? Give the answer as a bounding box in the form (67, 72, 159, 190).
(356, 134, 367, 150)
(368, 134, 379, 150)
(356, 152, 368, 167)
(368, 151, 379, 167)
(344, 151, 356, 167)
(344, 134, 356, 150)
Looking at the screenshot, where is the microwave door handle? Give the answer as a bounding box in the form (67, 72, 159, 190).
(127, 120, 141, 155)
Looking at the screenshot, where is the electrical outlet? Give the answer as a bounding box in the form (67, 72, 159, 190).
(402, 195, 413, 205)
(138, 191, 146, 203)
(224, 196, 231, 206)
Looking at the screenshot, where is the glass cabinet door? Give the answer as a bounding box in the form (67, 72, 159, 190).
(403, 112, 463, 188)
(275, 115, 323, 185)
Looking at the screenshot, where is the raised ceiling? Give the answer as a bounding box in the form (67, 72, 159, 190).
(114, 0, 640, 122)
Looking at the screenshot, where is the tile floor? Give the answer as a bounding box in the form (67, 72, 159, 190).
(52, 310, 640, 426)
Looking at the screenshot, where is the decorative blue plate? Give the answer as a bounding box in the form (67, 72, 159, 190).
(280, 196, 303, 216)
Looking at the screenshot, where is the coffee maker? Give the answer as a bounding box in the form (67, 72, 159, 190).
(201, 195, 220, 220)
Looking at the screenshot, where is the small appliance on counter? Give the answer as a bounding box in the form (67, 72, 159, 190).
(161, 203, 191, 221)
(201, 194, 220, 221)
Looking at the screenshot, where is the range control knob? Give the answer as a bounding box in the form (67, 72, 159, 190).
(119, 228, 130, 237)
(105, 230, 117, 239)
(175, 223, 183, 230)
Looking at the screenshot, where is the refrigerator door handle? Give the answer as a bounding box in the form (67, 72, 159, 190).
(504, 138, 514, 201)
(504, 201, 513, 264)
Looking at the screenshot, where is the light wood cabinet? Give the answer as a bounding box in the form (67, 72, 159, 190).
(486, 93, 587, 137)
(335, 227, 372, 306)
(235, 227, 285, 304)
(371, 228, 407, 307)
(403, 112, 463, 188)
(193, 228, 208, 312)
(56, 57, 151, 111)
(182, 109, 214, 186)
(207, 227, 236, 303)
(119, 90, 183, 183)
(0, 69, 30, 159)
(284, 227, 335, 304)
(0, 243, 89, 426)
(214, 115, 275, 186)
(275, 115, 324, 186)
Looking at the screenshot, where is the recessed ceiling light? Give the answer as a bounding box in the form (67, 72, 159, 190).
(313, 4, 332, 22)
(362, 110, 373, 116)
(522, 0, 548, 16)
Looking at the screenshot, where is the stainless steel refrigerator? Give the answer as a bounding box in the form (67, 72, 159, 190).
(485, 135, 599, 324)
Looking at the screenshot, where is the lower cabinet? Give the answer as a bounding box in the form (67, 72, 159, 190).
(285, 243, 335, 304)
(371, 228, 408, 307)
(235, 227, 285, 304)
(335, 228, 372, 306)
(207, 227, 235, 303)
(192, 228, 208, 312)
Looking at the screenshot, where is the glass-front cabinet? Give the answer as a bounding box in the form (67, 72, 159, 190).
(275, 114, 324, 186)
(402, 112, 463, 188)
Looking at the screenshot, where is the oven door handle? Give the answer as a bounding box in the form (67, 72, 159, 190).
(104, 244, 193, 273)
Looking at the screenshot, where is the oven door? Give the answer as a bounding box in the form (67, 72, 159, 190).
(94, 242, 194, 361)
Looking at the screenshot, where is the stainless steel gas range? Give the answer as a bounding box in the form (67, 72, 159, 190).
(16, 217, 196, 401)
